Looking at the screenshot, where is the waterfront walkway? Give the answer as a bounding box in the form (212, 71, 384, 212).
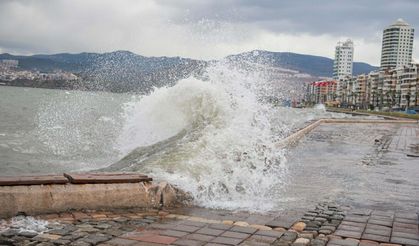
(0, 203, 418, 246)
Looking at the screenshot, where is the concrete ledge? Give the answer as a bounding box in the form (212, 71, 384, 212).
(0, 181, 192, 218)
(277, 118, 417, 148)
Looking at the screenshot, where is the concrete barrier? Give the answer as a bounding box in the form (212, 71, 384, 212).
(0, 181, 192, 218)
(277, 118, 417, 148)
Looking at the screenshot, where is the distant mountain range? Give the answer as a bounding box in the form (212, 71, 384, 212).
(226, 50, 377, 77)
(0, 50, 378, 92)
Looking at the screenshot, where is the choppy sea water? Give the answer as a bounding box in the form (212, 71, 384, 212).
(3, 61, 408, 212)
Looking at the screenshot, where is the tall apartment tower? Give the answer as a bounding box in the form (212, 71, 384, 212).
(380, 18, 414, 70)
(333, 39, 354, 80)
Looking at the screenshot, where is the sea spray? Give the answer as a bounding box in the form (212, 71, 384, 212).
(112, 61, 291, 211)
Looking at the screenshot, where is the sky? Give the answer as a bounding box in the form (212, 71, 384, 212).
(1, 0, 419, 66)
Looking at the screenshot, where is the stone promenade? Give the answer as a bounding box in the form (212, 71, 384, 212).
(1, 203, 418, 246)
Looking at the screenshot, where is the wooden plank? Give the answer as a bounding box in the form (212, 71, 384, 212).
(0, 175, 69, 186)
(63, 173, 152, 184)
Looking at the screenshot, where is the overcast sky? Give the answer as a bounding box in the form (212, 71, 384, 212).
(1, 0, 419, 65)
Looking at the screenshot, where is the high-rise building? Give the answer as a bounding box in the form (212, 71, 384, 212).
(380, 19, 414, 70)
(333, 39, 354, 80)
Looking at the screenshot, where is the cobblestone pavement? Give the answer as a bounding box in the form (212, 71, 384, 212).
(1, 203, 418, 246)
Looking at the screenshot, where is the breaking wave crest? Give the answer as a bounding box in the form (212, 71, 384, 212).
(107, 62, 289, 211)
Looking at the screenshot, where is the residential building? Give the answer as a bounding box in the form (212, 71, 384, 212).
(306, 80, 337, 104)
(333, 39, 354, 80)
(380, 19, 415, 69)
(306, 64, 419, 110)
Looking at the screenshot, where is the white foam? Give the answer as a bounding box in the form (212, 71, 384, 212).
(116, 61, 295, 212)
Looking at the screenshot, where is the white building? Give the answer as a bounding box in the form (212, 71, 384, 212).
(333, 39, 354, 80)
(380, 18, 415, 70)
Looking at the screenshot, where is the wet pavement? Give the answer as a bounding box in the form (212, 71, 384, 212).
(278, 123, 419, 212)
(0, 204, 418, 245)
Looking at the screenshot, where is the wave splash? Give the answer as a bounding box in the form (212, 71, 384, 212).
(109, 61, 290, 211)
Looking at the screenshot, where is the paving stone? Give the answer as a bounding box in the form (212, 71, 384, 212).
(234, 222, 250, 227)
(160, 229, 190, 238)
(328, 238, 359, 246)
(196, 228, 225, 236)
(390, 237, 419, 246)
(394, 212, 418, 220)
(48, 227, 76, 235)
(392, 226, 418, 234)
(0, 229, 19, 238)
(359, 240, 379, 246)
(151, 223, 179, 230)
(61, 232, 88, 241)
(35, 242, 55, 246)
(105, 238, 138, 246)
(230, 226, 258, 234)
(209, 223, 233, 230)
(391, 231, 419, 240)
(33, 233, 62, 241)
(393, 217, 418, 224)
(335, 230, 362, 239)
(392, 222, 418, 230)
(361, 234, 390, 243)
(307, 221, 323, 227)
(72, 212, 91, 221)
(321, 225, 337, 231)
(172, 239, 205, 246)
(365, 225, 391, 231)
(103, 229, 124, 237)
(95, 223, 113, 230)
(266, 220, 295, 229)
(83, 234, 112, 245)
(332, 215, 345, 220)
(315, 218, 328, 223)
(181, 221, 208, 228)
(364, 228, 391, 237)
(292, 238, 310, 246)
(279, 231, 298, 242)
(341, 222, 366, 228)
(127, 233, 177, 244)
(211, 236, 244, 245)
(299, 233, 314, 239)
(368, 220, 393, 227)
(52, 239, 72, 245)
(247, 235, 277, 244)
(379, 244, 402, 246)
(221, 231, 251, 239)
(272, 240, 292, 246)
(69, 240, 92, 246)
(311, 239, 327, 246)
(371, 211, 394, 218)
(173, 225, 201, 233)
(254, 230, 283, 238)
(17, 231, 38, 238)
(369, 216, 393, 222)
(338, 225, 365, 232)
(185, 233, 216, 242)
(239, 240, 271, 246)
(319, 229, 333, 235)
(344, 216, 369, 223)
(351, 209, 372, 216)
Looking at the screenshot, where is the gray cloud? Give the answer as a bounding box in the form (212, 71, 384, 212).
(1, 0, 419, 65)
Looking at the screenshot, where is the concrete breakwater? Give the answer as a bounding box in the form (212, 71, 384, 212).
(277, 118, 416, 148)
(0, 173, 192, 219)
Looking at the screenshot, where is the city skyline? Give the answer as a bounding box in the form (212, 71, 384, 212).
(1, 0, 419, 66)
